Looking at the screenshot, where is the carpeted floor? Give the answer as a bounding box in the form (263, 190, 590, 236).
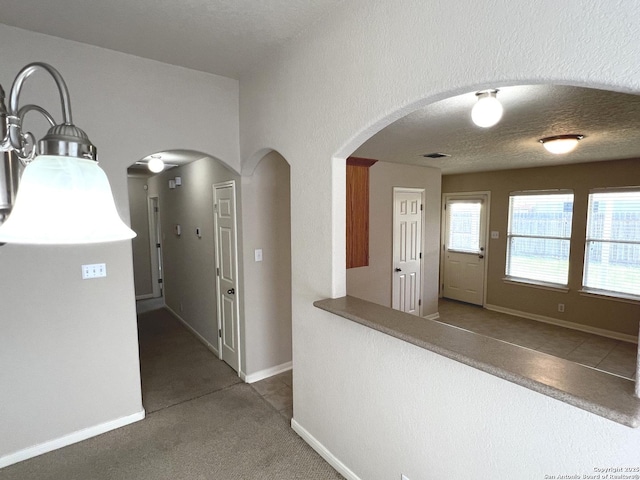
(0, 308, 343, 480)
(137, 309, 243, 413)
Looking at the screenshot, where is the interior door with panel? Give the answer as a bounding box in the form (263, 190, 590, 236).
(214, 181, 240, 372)
(392, 188, 424, 315)
(442, 195, 488, 306)
(147, 196, 163, 298)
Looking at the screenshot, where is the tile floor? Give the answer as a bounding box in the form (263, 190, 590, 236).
(251, 370, 293, 421)
(436, 298, 638, 380)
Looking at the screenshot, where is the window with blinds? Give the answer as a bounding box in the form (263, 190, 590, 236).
(506, 191, 574, 285)
(583, 188, 640, 298)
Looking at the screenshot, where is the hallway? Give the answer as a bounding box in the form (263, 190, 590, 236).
(0, 308, 341, 480)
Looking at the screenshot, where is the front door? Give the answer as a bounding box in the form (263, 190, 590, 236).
(442, 194, 488, 306)
(214, 181, 240, 372)
(392, 188, 424, 315)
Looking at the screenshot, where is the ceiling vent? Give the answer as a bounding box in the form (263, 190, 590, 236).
(422, 152, 451, 159)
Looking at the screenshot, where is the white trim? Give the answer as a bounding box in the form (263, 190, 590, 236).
(0, 410, 145, 469)
(503, 277, 570, 293)
(291, 419, 363, 480)
(135, 293, 154, 301)
(165, 306, 220, 356)
(579, 289, 640, 305)
(485, 303, 638, 344)
(423, 312, 440, 321)
(242, 362, 293, 384)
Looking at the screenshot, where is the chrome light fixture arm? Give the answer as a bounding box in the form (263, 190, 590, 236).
(12, 105, 57, 163)
(1, 62, 95, 163)
(17, 104, 57, 129)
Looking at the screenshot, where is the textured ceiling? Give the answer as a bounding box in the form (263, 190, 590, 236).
(354, 85, 640, 175)
(0, 0, 345, 79)
(4, 4, 639, 175)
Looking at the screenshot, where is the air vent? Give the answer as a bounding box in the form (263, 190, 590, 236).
(422, 152, 451, 159)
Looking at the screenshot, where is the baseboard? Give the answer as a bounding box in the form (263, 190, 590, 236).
(423, 312, 440, 321)
(242, 362, 292, 384)
(485, 304, 638, 344)
(0, 409, 145, 469)
(165, 306, 220, 356)
(135, 293, 154, 301)
(291, 419, 362, 480)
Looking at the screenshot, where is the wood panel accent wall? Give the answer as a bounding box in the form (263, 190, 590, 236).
(346, 157, 377, 269)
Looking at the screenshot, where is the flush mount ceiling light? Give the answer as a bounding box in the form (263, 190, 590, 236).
(539, 134, 584, 154)
(0, 62, 136, 244)
(471, 89, 503, 128)
(147, 156, 165, 173)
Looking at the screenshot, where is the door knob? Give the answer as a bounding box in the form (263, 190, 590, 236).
(227, 288, 235, 294)
(478, 254, 484, 259)
(395, 268, 402, 272)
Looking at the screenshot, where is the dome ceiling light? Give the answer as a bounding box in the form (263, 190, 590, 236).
(539, 134, 584, 154)
(147, 156, 165, 173)
(471, 89, 503, 128)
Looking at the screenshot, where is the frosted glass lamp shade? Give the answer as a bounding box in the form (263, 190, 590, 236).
(0, 156, 136, 244)
(471, 91, 503, 128)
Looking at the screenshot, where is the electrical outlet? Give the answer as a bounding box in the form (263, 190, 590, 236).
(82, 263, 107, 279)
(558, 303, 565, 313)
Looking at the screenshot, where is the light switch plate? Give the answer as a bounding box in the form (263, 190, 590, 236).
(491, 231, 499, 239)
(255, 249, 263, 262)
(82, 263, 107, 279)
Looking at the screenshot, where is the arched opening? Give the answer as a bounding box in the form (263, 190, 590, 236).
(126, 149, 243, 413)
(240, 149, 293, 418)
(340, 83, 640, 382)
(126, 147, 294, 416)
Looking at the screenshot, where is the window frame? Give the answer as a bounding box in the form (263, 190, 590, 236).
(504, 189, 574, 289)
(581, 186, 640, 302)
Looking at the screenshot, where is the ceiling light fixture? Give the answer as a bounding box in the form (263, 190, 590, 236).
(539, 134, 584, 154)
(147, 156, 165, 173)
(471, 89, 503, 128)
(0, 63, 136, 244)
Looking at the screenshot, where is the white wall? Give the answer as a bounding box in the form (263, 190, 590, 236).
(241, 151, 292, 377)
(0, 25, 239, 466)
(239, 1, 640, 478)
(346, 161, 441, 316)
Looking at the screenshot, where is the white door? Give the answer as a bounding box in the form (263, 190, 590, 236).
(442, 195, 488, 306)
(148, 196, 163, 298)
(392, 188, 423, 315)
(214, 181, 240, 372)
